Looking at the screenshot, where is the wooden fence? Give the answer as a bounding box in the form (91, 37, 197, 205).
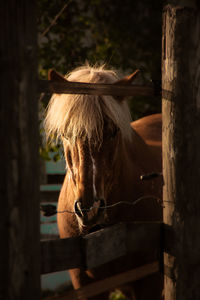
(40, 221, 163, 299)
(41, 222, 161, 274)
(38, 78, 156, 97)
(2, 1, 200, 300)
(39, 160, 169, 299)
(162, 4, 200, 300)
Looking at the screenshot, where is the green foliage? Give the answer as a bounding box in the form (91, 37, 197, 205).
(38, 0, 162, 77)
(39, 144, 62, 162)
(38, 0, 162, 160)
(109, 289, 128, 300)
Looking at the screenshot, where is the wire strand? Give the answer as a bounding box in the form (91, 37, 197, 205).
(57, 196, 159, 214)
(40, 195, 161, 217)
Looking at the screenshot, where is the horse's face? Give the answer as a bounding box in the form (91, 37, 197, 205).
(45, 66, 140, 229)
(63, 119, 120, 227)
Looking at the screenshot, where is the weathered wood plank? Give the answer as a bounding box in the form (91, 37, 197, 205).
(43, 262, 159, 300)
(40, 222, 161, 274)
(41, 236, 82, 274)
(70, 261, 159, 300)
(162, 3, 200, 300)
(84, 222, 161, 270)
(38, 80, 155, 96)
(0, 1, 40, 299)
(126, 222, 161, 253)
(40, 234, 59, 241)
(84, 223, 126, 270)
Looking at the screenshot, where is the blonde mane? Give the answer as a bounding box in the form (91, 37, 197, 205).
(44, 64, 133, 146)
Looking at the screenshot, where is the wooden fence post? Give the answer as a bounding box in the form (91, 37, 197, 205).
(0, 1, 40, 300)
(162, 3, 200, 300)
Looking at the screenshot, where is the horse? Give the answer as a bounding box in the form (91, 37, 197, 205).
(44, 64, 163, 300)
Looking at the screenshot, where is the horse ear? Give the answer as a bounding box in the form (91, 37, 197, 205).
(114, 69, 140, 85)
(48, 69, 67, 82)
(113, 69, 140, 102)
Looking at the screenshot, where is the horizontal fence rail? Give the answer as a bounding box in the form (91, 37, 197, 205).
(40, 222, 162, 274)
(38, 80, 156, 97)
(44, 262, 159, 300)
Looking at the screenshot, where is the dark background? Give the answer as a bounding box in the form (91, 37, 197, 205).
(38, 0, 162, 159)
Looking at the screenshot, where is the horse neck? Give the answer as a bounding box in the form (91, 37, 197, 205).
(116, 130, 161, 200)
(107, 130, 163, 223)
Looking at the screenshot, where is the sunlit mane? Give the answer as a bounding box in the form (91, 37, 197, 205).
(44, 64, 133, 146)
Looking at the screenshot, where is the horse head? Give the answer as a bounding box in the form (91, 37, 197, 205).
(45, 65, 139, 229)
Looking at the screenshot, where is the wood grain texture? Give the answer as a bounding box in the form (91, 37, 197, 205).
(38, 80, 155, 97)
(162, 3, 200, 300)
(40, 222, 161, 274)
(83, 223, 126, 270)
(43, 262, 159, 300)
(41, 236, 82, 274)
(66, 262, 159, 300)
(0, 1, 40, 299)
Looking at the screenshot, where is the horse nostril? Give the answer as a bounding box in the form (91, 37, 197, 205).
(74, 200, 83, 217)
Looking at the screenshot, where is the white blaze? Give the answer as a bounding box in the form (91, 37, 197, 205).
(91, 156, 97, 197)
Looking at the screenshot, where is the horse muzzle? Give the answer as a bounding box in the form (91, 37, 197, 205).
(74, 198, 106, 226)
